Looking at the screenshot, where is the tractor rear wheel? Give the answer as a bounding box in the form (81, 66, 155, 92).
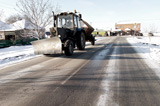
(77, 32, 85, 50)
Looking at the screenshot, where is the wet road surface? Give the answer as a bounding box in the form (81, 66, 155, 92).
(0, 37, 160, 106)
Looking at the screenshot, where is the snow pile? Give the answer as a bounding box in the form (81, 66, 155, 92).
(135, 36, 160, 46)
(143, 33, 160, 37)
(153, 33, 160, 37)
(127, 36, 160, 64)
(0, 45, 39, 68)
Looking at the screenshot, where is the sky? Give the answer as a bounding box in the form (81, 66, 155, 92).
(0, 0, 160, 31)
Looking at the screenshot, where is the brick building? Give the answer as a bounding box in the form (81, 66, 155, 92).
(115, 22, 141, 35)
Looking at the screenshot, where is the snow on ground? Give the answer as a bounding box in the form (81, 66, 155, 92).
(0, 45, 40, 68)
(95, 37, 104, 41)
(127, 35, 160, 80)
(0, 37, 102, 69)
(127, 36, 160, 64)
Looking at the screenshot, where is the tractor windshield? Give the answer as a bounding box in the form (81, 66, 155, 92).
(57, 15, 73, 29)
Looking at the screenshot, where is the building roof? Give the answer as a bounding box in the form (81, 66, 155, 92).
(116, 21, 141, 25)
(0, 21, 12, 30)
(0, 19, 43, 32)
(11, 19, 37, 30)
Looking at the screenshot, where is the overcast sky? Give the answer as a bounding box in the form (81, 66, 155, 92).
(0, 0, 160, 31)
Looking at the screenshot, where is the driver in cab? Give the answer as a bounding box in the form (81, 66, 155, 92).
(64, 20, 73, 28)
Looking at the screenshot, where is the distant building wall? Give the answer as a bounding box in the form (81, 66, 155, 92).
(115, 23, 141, 35)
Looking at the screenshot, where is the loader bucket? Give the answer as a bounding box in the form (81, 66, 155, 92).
(31, 37, 62, 55)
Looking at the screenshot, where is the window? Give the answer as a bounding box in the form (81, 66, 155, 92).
(120, 25, 123, 29)
(77, 17, 81, 28)
(57, 15, 73, 28)
(0, 35, 2, 38)
(133, 25, 136, 28)
(74, 16, 78, 27)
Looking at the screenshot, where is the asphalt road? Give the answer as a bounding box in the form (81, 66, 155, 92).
(0, 36, 160, 106)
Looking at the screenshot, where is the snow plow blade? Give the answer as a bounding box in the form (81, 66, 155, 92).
(31, 37, 62, 55)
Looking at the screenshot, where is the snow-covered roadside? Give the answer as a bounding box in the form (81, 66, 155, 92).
(0, 37, 103, 69)
(135, 36, 160, 46)
(127, 36, 160, 64)
(127, 36, 160, 79)
(0, 45, 40, 69)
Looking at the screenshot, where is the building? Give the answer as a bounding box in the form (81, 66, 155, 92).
(0, 19, 45, 47)
(115, 22, 141, 35)
(111, 29, 122, 36)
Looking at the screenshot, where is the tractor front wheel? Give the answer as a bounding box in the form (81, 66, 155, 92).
(64, 40, 74, 56)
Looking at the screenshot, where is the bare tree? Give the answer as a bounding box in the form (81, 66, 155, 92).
(16, 0, 60, 39)
(149, 24, 159, 33)
(5, 14, 23, 24)
(0, 10, 12, 30)
(143, 27, 148, 33)
(143, 24, 159, 34)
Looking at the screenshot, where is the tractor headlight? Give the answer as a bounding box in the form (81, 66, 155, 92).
(58, 35, 61, 38)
